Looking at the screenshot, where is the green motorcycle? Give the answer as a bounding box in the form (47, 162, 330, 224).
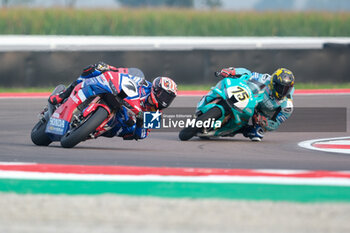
(179, 69, 265, 141)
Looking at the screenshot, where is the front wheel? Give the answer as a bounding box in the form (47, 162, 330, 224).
(178, 107, 222, 141)
(60, 107, 108, 148)
(31, 119, 52, 146)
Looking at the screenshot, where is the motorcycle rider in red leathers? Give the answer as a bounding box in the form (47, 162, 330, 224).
(49, 62, 177, 140)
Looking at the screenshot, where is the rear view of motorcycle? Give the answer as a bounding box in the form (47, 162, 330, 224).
(31, 71, 141, 148)
(179, 71, 264, 141)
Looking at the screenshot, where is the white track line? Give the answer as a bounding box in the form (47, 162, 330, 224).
(1, 170, 350, 186)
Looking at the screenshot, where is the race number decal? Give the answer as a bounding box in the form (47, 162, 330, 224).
(226, 86, 250, 110)
(121, 75, 138, 98)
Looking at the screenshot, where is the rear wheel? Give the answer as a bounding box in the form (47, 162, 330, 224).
(178, 107, 222, 141)
(60, 107, 108, 148)
(31, 118, 52, 146)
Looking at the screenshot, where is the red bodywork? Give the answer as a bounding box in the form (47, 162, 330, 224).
(51, 70, 142, 136)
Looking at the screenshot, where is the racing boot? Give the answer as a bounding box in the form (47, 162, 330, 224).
(48, 81, 78, 105)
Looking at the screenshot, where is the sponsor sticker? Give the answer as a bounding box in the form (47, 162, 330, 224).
(45, 118, 69, 135)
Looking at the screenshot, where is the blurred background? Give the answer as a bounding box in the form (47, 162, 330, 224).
(0, 0, 349, 88)
(1, 0, 350, 11)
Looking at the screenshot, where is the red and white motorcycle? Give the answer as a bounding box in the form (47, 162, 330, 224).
(31, 69, 142, 148)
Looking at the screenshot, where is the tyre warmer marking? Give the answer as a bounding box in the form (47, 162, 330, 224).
(0, 163, 350, 202)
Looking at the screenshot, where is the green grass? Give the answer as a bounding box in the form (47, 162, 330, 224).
(1, 83, 350, 93)
(1, 8, 350, 36)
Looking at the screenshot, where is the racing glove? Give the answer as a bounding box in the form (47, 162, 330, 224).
(253, 112, 268, 130)
(215, 67, 236, 78)
(81, 61, 117, 78)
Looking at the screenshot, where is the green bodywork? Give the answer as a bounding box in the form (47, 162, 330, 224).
(196, 74, 264, 137)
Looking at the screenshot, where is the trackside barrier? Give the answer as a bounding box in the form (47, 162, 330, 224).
(0, 36, 349, 86)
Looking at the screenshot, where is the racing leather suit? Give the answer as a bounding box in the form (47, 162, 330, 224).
(249, 71, 294, 132)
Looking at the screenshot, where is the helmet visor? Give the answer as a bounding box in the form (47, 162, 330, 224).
(155, 89, 176, 109)
(274, 82, 292, 99)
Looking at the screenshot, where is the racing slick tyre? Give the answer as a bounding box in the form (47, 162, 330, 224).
(31, 119, 52, 146)
(178, 107, 222, 141)
(60, 107, 108, 148)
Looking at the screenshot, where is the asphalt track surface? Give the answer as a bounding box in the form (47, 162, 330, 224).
(1, 94, 350, 171)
